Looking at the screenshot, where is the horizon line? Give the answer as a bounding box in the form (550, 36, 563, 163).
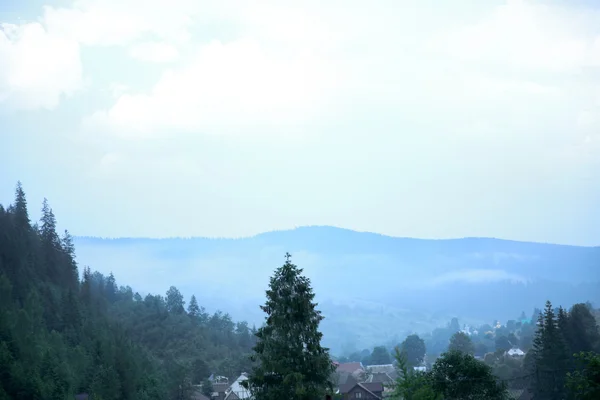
(72, 224, 597, 248)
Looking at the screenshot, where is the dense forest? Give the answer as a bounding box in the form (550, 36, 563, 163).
(0, 183, 256, 399)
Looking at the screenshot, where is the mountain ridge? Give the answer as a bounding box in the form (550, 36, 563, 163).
(72, 225, 600, 353)
(74, 224, 598, 248)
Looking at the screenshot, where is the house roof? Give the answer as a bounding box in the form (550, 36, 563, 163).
(191, 392, 211, 400)
(366, 364, 397, 380)
(507, 348, 525, 356)
(336, 371, 359, 387)
(366, 364, 394, 373)
(336, 362, 364, 374)
(340, 382, 383, 399)
(213, 383, 229, 393)
(225, 373, 252, 400)
(365, 372, 394, 384)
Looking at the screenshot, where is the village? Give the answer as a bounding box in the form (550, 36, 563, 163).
(192, 344, 528, 400)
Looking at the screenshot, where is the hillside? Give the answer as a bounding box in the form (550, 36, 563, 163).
(74, 226, 600, 354)
(0, 185, 256, 399)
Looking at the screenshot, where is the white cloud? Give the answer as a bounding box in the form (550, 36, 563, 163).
(0, 0, 200, 110)
(42, 0, 196, 47)
(436, 0, 600, 72)
(129, 41, 179, 63)
(107, 83, 129, 99)
(0, 21, 83, 110)
(84, 38, 341, 137)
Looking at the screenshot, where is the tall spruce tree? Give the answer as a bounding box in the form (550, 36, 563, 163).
(14, 181, 30, 229)
(243, 253, 334, 400)
(188, 295, 200, 318)
(530, 301, 569, 400)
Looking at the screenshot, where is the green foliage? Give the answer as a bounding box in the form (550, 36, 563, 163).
(201, 378, 213, 397)
(369, 345, 392, 365)
(0, 182, 256, 400)
(566, 352, 600, 400)
(400, 334, 426, 367)
(448, 332, 475, 355)
(495, 335, 512, 353)
(389, 347, 441, 400)
(243, 253, 335, 400)
(429, 350, 508, 400)
(529, 301, 570, 399)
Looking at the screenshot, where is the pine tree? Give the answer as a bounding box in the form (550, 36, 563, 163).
(13, 181, 30, 229)
(40, 198, 59, 248)
(165, 286, 185, 314)
(105, 272, 117, 302)
(61, 230, 79, 289)
(188, 295, 200, 318)
(40, 198, 61, 284)
(530, 301, 569, 400)
(81, 266, 92, 306)
(243, 253, 335, 400)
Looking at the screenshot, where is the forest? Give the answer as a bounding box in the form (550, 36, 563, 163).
(0, 183, 256, 399)
(1, 182, 599, 399)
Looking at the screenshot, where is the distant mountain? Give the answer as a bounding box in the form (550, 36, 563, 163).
(74, 226, 600, 354)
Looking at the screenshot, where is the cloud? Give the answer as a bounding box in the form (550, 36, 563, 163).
(129, 41, 179, 63)
(3, 0, 600, 245)
(84, 38, 341, 137)
(436, 0, 600, 72)
(0, 0, 200, 110)
(42, 0, 196, 47)
(0, 21, 83, 110)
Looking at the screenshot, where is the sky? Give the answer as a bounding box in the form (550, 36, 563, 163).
(1, 0, 600, 246)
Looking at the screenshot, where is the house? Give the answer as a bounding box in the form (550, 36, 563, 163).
(365, 364, 397, 380)
(340, 382, 384, 400)
(224, 372, 252, 400)
(413, 366, 426, 373)
(335, 370, 360, 388)
(365, 372, 393, 385)
(336, 362, 365, 378)
(191, 391, 211, 400)
(209, 374, 230, 385)
(211, 382, 230, 400)
(364, 372, 394, 396)
(506, 348, 525, 358)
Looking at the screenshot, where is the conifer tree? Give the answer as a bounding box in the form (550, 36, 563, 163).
(40, 198, 59, 248)
(568, 303, 600, 354)
(243, 253, 334, 400)
(188, 295, 200, 318)
(530, 301, 569, 400)
(165, 286, 185, 314)
(13, 181, 30, 229)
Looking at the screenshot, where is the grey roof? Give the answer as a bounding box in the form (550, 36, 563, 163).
(213, 383, 229, 393)
(366, 364, 397, 380)
(336, 362, 364, 374)
(335, 371, 359, 387)
(340, 381, 384, 396)
(366, 372, 394, 384)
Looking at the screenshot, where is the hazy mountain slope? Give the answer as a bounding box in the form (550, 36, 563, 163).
(74, 226, 600, 354)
